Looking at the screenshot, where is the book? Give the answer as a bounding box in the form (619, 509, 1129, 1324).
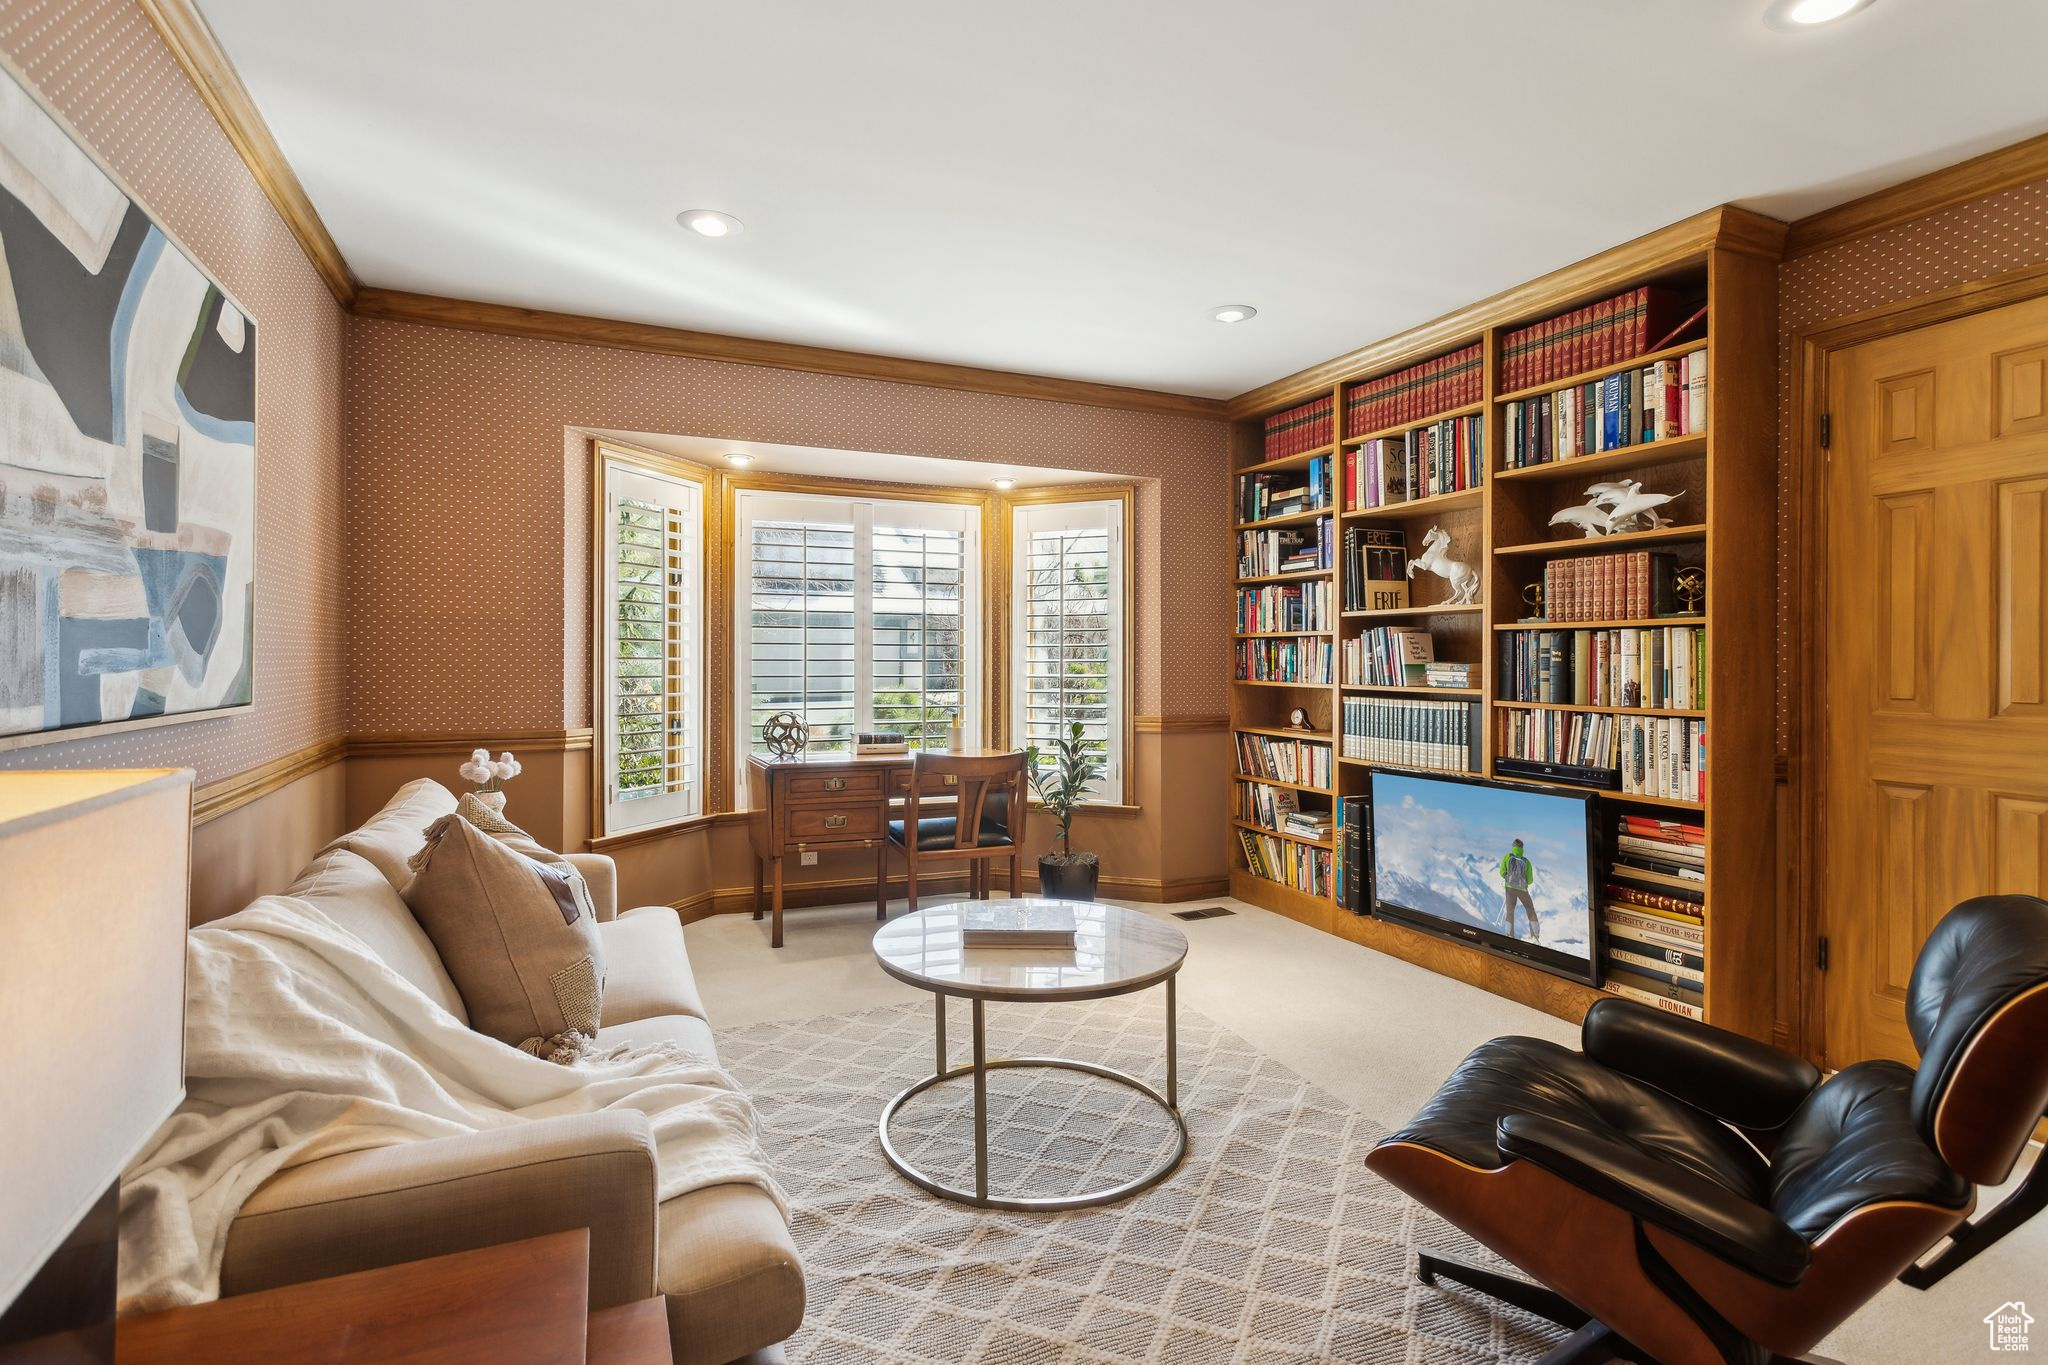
(961, 901, 1078, 948)
(1603, 970, 1705, 1020)
(1341, 697, 1482, 773)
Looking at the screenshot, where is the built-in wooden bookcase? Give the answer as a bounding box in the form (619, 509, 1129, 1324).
(1224, 208, 1783, 1038)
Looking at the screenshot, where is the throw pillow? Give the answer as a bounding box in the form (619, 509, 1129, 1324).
(404, 814, 607, 1061)
(456, 789, 528, 839)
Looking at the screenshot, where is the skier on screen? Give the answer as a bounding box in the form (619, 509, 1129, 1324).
(1499, 838, 1539, 941)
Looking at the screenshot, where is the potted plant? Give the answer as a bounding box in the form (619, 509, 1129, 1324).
(1025, 720, 1103, 902)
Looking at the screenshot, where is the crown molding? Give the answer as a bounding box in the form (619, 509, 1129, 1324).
(351, 288, 1227, 419)
(136, 0, 360, 308)
(1783, 130, 2048, 259)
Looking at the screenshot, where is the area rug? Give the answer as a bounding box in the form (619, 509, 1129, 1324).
(718, 994, 1569, 1364)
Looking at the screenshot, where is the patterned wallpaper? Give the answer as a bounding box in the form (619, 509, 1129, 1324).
(1775, 178, 2048, 751)
(0, 0, 345, 784)
(343, 317, 1232, 733)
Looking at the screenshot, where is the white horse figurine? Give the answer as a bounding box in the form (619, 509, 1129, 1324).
(1408, 525, 1481, 605)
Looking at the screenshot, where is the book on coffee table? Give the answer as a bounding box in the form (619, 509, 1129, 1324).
(961, 902, 1078, 948)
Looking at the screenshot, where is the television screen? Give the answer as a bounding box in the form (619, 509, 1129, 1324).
(1366, 770, 1599, 983)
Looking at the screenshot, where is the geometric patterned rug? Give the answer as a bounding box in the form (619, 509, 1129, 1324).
(718, 994, 1571, 1364)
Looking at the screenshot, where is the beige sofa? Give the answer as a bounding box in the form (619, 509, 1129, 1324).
(214, 779, 803, 1365)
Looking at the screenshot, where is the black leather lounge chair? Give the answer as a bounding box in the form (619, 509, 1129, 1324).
(1366, 893, 2048, 1365)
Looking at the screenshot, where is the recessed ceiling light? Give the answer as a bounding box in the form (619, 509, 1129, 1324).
(724, 453, 753, 468)
(678, 209, 745, 238)
(1210, 305, 1258, 324)
(992, 477, 1017, 490)
(1764, 0, 1874, 29)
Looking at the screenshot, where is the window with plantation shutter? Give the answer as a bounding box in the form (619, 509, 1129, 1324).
(1012, 497, 1125, 803)
(735, 489, 980, 799)
(600, 458, 704, 835)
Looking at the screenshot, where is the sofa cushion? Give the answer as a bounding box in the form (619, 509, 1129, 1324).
(328, 778, 458, 892)
(599, 907, 710, 1026)
(598, 1012, 719, 1066)
(404, 814, 607, 1057)
(656, 1183, 804, 1365)
(285, 847, 468, 1023)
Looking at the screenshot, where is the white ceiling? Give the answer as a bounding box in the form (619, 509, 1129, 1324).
(587, 429, 1119, 488)
(199, 0, 2048, 400)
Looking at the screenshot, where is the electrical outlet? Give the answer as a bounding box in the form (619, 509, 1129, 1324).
(800, 850, 818, 866)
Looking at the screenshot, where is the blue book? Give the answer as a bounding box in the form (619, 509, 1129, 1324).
(1601, 375, 1622, 452)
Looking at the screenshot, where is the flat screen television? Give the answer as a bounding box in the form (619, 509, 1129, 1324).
(1363, 770, 1600, 984)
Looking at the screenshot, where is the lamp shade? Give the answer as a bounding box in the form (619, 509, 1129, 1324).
(0, 770, 193, 1315)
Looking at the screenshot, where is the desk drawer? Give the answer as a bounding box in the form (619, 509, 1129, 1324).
(787, 771, 886, 801)
(889, 771, 961, 795)
(787, 805, 883, 842)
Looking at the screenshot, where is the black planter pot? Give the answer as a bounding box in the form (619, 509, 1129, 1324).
(1037, 853, 1099, 902)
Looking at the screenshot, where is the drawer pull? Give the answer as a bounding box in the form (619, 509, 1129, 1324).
(823, 776, 847, 791)
(823, 813, 848, 830)
(943, 774, 958, 787)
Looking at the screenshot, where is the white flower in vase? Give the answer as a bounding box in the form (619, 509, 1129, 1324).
(459, 746, 520, 795)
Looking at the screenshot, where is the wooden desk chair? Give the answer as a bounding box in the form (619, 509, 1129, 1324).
(880, 751, 1026, 918)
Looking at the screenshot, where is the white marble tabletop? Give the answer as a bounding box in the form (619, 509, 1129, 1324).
(872, 899, 1188, 1001)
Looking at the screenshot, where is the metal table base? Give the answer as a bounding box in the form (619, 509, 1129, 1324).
(878, 977, 1186, 1211)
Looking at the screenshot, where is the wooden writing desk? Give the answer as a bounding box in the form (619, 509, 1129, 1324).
(746, 749, 1015, 948)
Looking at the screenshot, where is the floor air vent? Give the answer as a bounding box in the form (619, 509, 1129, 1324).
(1171, 906, 1236, 921)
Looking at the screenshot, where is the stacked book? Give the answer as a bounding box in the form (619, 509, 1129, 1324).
(1504, 350, 1706, 468)
(1340, 527, 1407, 612)
(855, 731, 909, 755)
(1501, 286, 1697, 391)
(1542, 551, 1680, 622)
(1236, 637, 1333, 685)
(1238, 456, 1330, 522)
(1340, 697, 1481, 772)
(1282, 809, 1333, 843)
(1262, 395, 1335, 460)
(1342, 626, 1434, 687)
(1237, 579, 1332, 634)
(1499, 708, 1616, 770)
(1237, 523, 1331, 578)
(1237, 829, 1332, 896)
(1235, 732, 1332, 788)
(1346, 414, 1485, 507)
(1602, 819, 1707, 1019)
(1343, 342, 1483, 437)
(1499, 625, 1706, 709)
(1617, 718, 1705, 801)
(1422, 660, 1475, 689)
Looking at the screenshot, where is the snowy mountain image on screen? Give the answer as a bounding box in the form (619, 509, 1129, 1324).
(1372, 778, 1592, 960)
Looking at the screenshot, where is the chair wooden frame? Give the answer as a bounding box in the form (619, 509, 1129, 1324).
(880, 751, 1026, 918)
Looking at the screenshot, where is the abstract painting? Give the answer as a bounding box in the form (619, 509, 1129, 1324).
(0, 64, 255, 743)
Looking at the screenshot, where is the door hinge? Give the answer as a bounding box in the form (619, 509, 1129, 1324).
(1819, 413, 1831, 449)
(1817, 935, 1830, 972)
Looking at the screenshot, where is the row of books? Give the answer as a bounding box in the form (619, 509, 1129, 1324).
(1237, 524, 1331, 578)
(1238, 456, 1331, 523)
(1237, 637, 1333, 685)
(1540, 550, 1682, 623)
(1238, 780, 1326, 833)
(1501, 285, 1696, 392)
(1618, 716, 1706, 802)
(1335, 796, 1367, 913)
(1498, 625, 1707, 710)
(1237, 828, 1333, 896)
(1237, 580, 1333, 634)
(1502, 351, 1707, 468)
(1262, 394, 1335, 460)
(1601, 818, 1707, 1019)
(1499, 707, 1617, 770)
(1234, 732, 1332, 788)
(1340, 527, 1408, 613)
(1343, 342, 1483, 437)
(1342, 626, 1435, 688)
(1346, 415, 1485, 508)
(1340, 697, 1482, 772)
(1613, 814, 1705, 891)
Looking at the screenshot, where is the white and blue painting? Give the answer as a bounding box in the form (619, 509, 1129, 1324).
(0, 65, 254, 741)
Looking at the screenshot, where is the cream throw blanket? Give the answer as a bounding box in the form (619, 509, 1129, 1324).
(118, 895, 785, 1313)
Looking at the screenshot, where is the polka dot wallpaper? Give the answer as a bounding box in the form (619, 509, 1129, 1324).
(0, 0, 346, 785)
(342, 317, 1233, 733)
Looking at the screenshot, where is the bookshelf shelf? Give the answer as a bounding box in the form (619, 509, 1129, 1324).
(1494, 338, 1706, 405)
(1227, 207, 1778, 1041)
(1492, 523, 1707, 557)
(1492, 700, 1706, 719)
(1231, 818, 1333, 850)
(1495, 433, 1706, 484)
(1234, 506, 1333, 532)
(1235, 443, 1335, 474)
(1337, 756, 1477, 778)
(1342, 486, 1484, 519)
(1235, 630, 1335, 639)
(1494, 773, 1708, 811)
(1341, 400, 1486, 447)
(1233, 775, 1332, 796)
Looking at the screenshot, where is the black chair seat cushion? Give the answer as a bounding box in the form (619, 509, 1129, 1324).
(886, 816, 1013, 851)
(1769, 1059, 1971, 1240)
(1386, 1035, 1771, 1205)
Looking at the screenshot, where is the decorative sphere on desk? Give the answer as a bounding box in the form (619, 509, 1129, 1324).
(761, 711, 807, 758)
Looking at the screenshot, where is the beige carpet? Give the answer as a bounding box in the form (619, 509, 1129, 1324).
(720, 992, 1565, 1364)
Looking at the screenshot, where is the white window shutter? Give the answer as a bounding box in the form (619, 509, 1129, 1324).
(602, 462, 702, 835)
(1012, 498, 1124, 802)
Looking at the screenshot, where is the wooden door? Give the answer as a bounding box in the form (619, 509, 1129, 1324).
(1822, 293, 2048, 1068)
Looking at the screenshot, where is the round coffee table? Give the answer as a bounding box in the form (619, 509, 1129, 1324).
(871, 899, 1189, 1211)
